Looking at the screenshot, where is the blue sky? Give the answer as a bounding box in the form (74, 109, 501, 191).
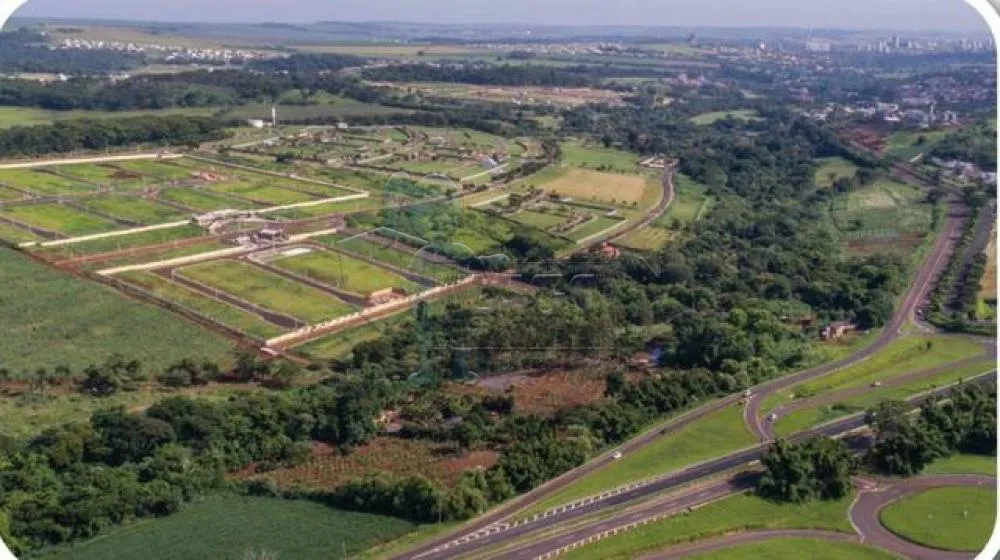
(12, 0, 991, 31)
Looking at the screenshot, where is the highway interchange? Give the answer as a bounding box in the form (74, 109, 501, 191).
(394, 176, 996, 560)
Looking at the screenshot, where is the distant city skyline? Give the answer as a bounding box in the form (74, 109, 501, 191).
(9, 0, 993, 33)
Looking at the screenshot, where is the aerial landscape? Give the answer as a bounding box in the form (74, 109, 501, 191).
(0, 0, 996, 559)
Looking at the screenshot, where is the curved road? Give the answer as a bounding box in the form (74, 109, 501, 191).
(850, 474, 994, 560)
(746, 200, 969, 441)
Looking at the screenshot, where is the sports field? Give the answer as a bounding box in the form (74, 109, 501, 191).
(178, 260, 357, 324)
(271, 248, 422, 295)
(540, 168, 649, 204)
(0, 247, 233, 373)
(0, 202, 120, 236)
(528, 403, 755, 514)
(880, 487, 995, 552)
(39, 495, 415, 560)
(561, 140, 639, 171)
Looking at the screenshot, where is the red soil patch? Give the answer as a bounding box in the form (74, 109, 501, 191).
(236, 437, 498, 489)
(844, 233, 923, 258)
(448, 368, 631, 416)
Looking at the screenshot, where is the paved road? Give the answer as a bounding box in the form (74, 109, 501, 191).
(642, 529, 861, 559)
(405, 373, 995, 560)
(746, 200, 968, 441)
(850, 474, 994, 560)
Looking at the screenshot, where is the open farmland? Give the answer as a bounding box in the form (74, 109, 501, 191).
(814, 157, 860, 187)
(561, 140, 640, 172)
(177, 260, 357, 325)
(0, 202, 119, 236)
(540, 168, 650, 204)
(690, 109, 762, 125)
(270, 247, 423, 295)
(38, 496, 415, 560)
(0, 247, 232, 373)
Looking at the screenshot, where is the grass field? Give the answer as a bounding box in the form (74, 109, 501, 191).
(0, 221, 43, 243)
(179, 260, 356, 324)
(0, 105, 217, 128)
(832, 180, 934, 240)
(763, 335, 984, 412)
(36, 224, 206, 259)
(38, 495, 414, 560)
(0, 202, 120, 236)
(618, 173, 711, 251)
(561, 491, 855, 560)
(528, 403, 755, 514)
(82, 196, 186, 224)
(114, 160, 197, 181)
(0, 247, 233, 374)
(0, 185, 26, 201)
(566, 216, 624, 242)
(119, 271, 285, 339)
(327, 235, 467, 283)
(884, 129, 950, 160)
(511, 209, 571, 230)
(560, 140, 639, 172)
(159, 187, 258, 212)
(272, 248, 421, 295)
(684, 538, 898, 560)
(923, 454, 996, 476)
(0, 168, 95, 195)
(880, 487, 995, 552)
(690, 109, 762, 125)
(815, 157, 860, 188)
(540, 168, 650, 204)
(771, 360, 993, 437)
(207, 181, 315, 206)
(296, 313, 413, 361)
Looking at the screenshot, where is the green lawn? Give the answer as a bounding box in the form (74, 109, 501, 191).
(884, 129, 950, 160)
(179, 260, 356, 324)
(268, 197, 383, 219)
(561, 140, 640, 172)
(528, 403, 755, 514)
(273, 249, 421, 295)
(58, 163, 125, 183)
(0, 168, 95, 196)
(880, 487, 995, 552)
(0, 105, 216, 128)
(663, 174, 712, 225)
(567, 216, 624, 242)
(924, 454, 996, 476)
(0, 185, 27, 201)
(296, 313, 413, 361)
(320, 235, 467, 283)
(815, 157, 860, 188)
(512, 209, 571, 230)
(114, 160, 198, 180)
(773, 361, 995, 437)
(159, 187, 258, 212)
(684, 538, 899, 560)
(0, 202, 120, 236)
(0, 247, 233, 374)
(0, 221, 43, 243)
(82, 196, 186, 225)
(763, 335, 984, 412)
(119, 271, 285, 340)
(207, 181, 314, 206)
(832, 179, 933, 239)
(37, 495, 414, 560)
(690, 109, 762, 126)
(561, 491, 855, 560)
(36, 224, 206, 259)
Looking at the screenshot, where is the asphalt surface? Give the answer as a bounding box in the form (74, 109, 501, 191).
(746, 200, 969, 441)
(403, 373, 995, 560)
(850, 474, 994, 560)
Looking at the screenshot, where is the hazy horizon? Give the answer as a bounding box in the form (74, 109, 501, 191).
(10, 0, 992, 33)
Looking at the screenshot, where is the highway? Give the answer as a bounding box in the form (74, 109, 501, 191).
(404, 372, 994, 560)
(397, 191, 980, 559)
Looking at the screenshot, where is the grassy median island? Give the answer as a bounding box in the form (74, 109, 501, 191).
(685, 537, 899, 560)
(880, 487, 996, 552)
(37, 495, 415, 560)
(923, 454, 996, 476)
(0, 247, 233, 374)
(525, 403, 755, 515)
(561, 491, 856, 560)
